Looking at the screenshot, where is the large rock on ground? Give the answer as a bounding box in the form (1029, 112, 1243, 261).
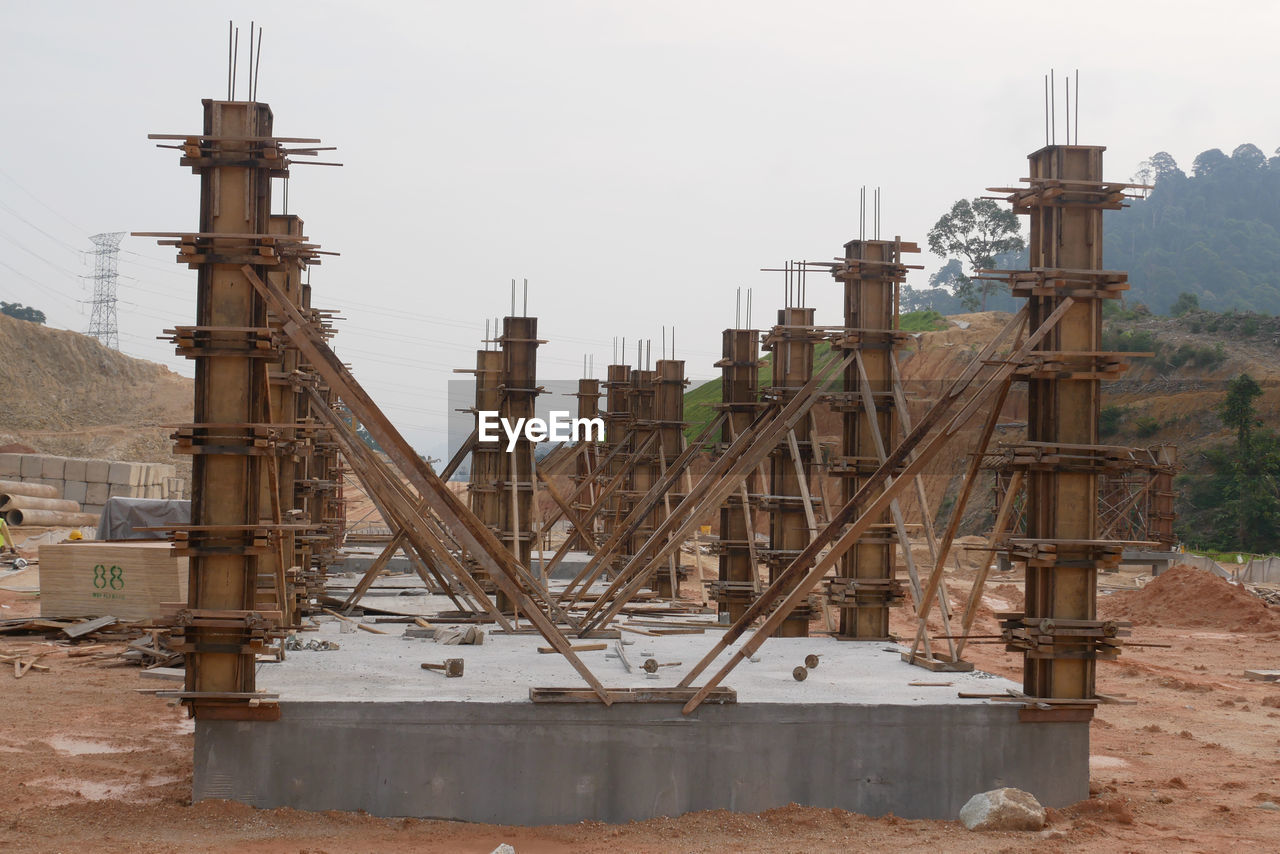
(958, 787, 1046, 831)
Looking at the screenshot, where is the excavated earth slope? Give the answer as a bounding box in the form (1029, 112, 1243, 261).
(0, 313, 190, 466)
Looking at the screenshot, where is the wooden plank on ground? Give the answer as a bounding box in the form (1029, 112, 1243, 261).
(537, 643, 608, 654)
(530, 686, 737, 704)
(63, 615, 119, 638)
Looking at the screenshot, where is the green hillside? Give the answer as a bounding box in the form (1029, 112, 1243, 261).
(682, 340, 836, 441)
(1107, 144, 1280, 314)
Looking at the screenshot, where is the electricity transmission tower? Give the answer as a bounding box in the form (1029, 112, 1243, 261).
(86, 232, 125, 349)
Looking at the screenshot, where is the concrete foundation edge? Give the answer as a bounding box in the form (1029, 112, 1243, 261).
(193, 700, 1088, 824)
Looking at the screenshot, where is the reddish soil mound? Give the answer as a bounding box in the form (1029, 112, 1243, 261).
(1099, 565, 1280, 632)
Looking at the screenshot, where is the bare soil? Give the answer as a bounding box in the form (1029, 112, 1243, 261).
(4, 561, 1280, 852)
(0, 313, 192, 481)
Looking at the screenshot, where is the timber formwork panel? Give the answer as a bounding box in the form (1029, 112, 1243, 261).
(829, 240, 914, 639)
(652, 359, 688, 597)
(166, 100, 286, 719)
(623, 369, 659, 589)
(709, 329, 765, 622)
(568, 378, 603, 551)
(1150, 445, 1178, 548)
(467, 348, 505, 591)
(260, 213, 305, 627)
(1000, 145, 1136, 703)
(600, 364, 634, 563)
(762, 307, 820, 636)
(496, 316, 539, 607)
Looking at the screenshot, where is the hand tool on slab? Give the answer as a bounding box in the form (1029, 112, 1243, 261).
(421, 658, 464, 677)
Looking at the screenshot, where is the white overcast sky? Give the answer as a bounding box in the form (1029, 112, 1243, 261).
(3, 1, 1278, 457)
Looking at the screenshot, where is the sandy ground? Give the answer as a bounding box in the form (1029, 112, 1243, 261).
(3, 568, 1280, 852)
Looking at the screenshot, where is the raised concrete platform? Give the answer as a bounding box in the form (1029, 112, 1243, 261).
(534, 550, 592, 581)
(331, 545, 413, 574)
(193, 619, 1089, 823)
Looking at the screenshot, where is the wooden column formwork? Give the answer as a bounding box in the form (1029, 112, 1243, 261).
(568, 378, 603, 552)
(1149, 445, 1178, 548)
(761, 307, 820, 637)
(291, 280, 346, 602)
(467, 348, 505, 592)
(653, 359, 688, 598)
(828, 239, 915, 639)
(256, 213, 306, 628)
(709, 329, 765, 623)
(624, 368, 662, 592)
(998, 145, 1133, 703)
(600, 364, 634, 565)
(496, 316, 540, 609)
(289, 283, 319, 612)
(157, 99, 302, 720)
(312, 382, 346, 575)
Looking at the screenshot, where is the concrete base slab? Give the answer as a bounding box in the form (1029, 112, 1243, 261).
(333, 546, 412, 574)
(193, 624, 1088, 823)
(534, 550, 591, 581)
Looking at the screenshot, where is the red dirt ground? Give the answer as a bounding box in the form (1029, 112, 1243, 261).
(3, 568, 1280, 852)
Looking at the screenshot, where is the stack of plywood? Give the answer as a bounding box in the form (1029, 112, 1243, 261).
(38, 541, 187, 620)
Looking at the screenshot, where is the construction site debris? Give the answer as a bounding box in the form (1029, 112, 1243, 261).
(435, 625, 486, 645)
(421, 658, 464, 677)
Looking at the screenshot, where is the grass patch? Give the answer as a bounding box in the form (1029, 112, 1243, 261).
(899, 309, 949, 333)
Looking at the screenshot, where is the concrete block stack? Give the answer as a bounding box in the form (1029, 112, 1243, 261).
(0, 453, 186, 519)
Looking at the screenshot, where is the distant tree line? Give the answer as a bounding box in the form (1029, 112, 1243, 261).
(0, 302, 45, 324)
(914, 144, 1280, 317)
(1108, 144, 1280, 315)
(1178, 373, 1280, 554)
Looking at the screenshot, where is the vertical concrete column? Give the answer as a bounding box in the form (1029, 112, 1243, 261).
(711, 329, 762, 623)
(600, 364, 633, 568)
(468, 349, 505, 591)
(626, 369, 659, 590)
(1021, 145, 1106, 701)
(830, 239, 910, 640)
(181, 100, 275, 716)
(261, 213, 305, 627)
(291, 279, 344, 601)
(764, 307, 817, 637)
(291, 281, 316, 600)
(1150, 445, 1177, 549)
(652, 358, 687, 598)
(569, 378, 602, 552)
(497, 316, 538, 610)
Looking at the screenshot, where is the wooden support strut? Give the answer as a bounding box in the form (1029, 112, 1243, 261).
(907, 373, 1015, 663)
(677, 302, 1073, 714)
(241, 265, 612, 704)
(336, 408, 479, 612)
(557, 416, 723, 603)
(312, 392, 504, 624)
(954, 469, 1024, 659)
(578, 351, 855, 634)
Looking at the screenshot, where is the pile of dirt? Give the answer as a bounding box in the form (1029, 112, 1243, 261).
(0, 313, 190, 467)
(1099, 564, 1280, 632)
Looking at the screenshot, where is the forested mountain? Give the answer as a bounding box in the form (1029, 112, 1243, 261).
(1106, 144, 1280, 315)
(910, 144, 1280, 317)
